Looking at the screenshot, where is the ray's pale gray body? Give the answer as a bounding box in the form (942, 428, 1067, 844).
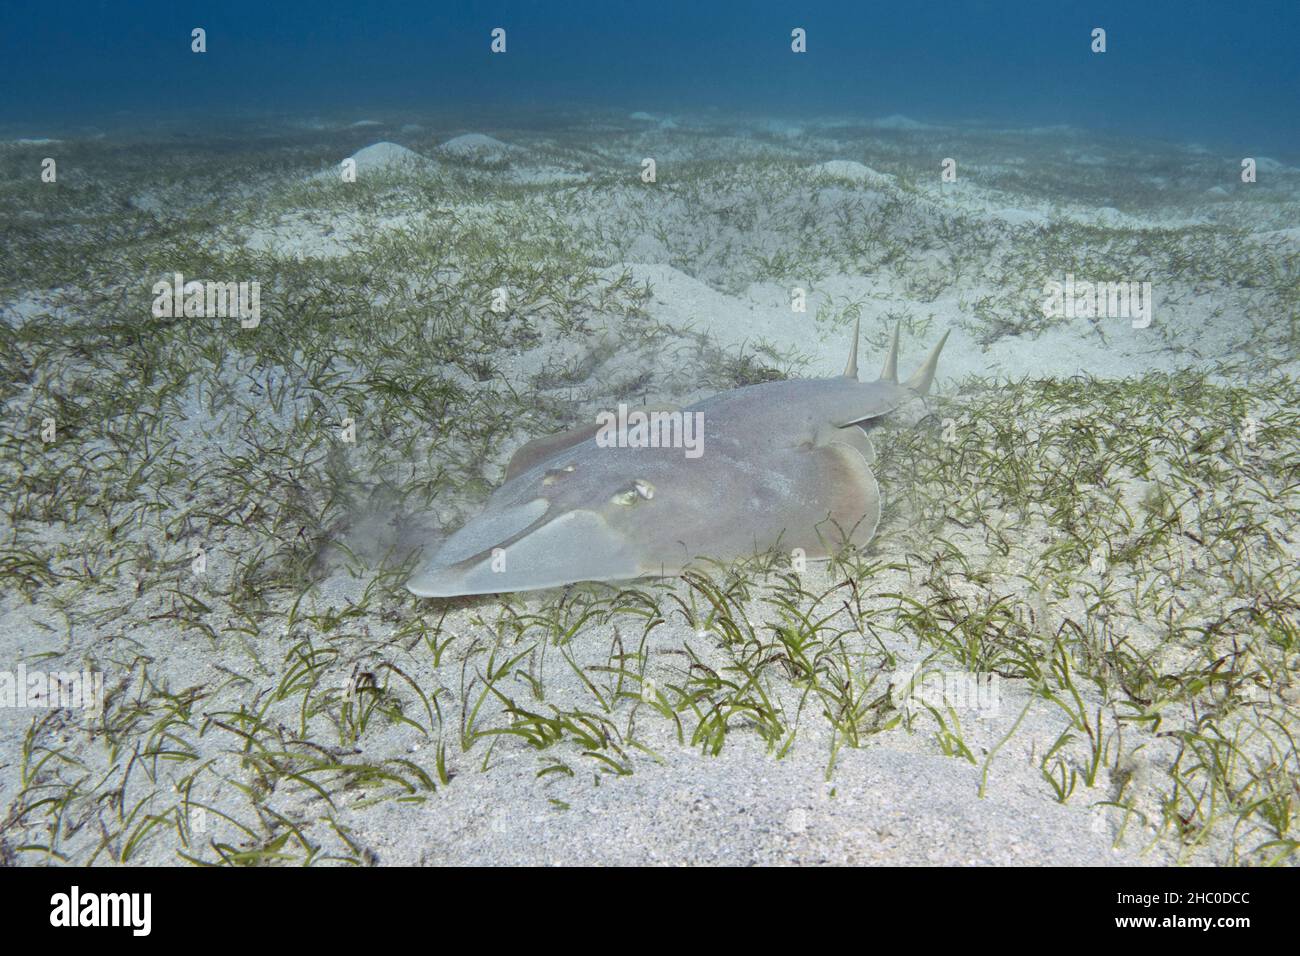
(408, 323, 947, 597)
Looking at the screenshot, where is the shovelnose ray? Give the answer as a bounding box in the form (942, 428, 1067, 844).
(407, 321, 948, 597)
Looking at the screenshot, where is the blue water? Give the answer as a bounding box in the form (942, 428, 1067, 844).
(3, 0, 1297, 154)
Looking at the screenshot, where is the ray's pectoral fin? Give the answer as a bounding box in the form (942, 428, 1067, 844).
(505, 422, 602, 481)
(813, 421, 876, 465)
(504, 403, 682, 481)
(801, 441, 881, 554)
(406, 508, 644, 598)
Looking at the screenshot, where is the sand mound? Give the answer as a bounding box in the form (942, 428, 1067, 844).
(307, 141, 432, 183)
(629, 111, 678, 129)
(811, 160, 894, 187)
(435, 133, 520, 165)
(348, 141, 430, 171)
(871, 114, 938, 130)
(306, 142, 431, 183)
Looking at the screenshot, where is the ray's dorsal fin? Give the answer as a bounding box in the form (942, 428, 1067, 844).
(880, 323, 899, 383)
(903, 330, 951, 396)
(842, 316, 860, 380)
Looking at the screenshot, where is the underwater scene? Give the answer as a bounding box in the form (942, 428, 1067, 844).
(1, 1, 1298, 868)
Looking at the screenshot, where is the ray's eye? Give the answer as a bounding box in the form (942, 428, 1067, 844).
(611, 479, 655, 506)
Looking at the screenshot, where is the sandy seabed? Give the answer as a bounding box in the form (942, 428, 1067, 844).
(1, 110, 1297, 865)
